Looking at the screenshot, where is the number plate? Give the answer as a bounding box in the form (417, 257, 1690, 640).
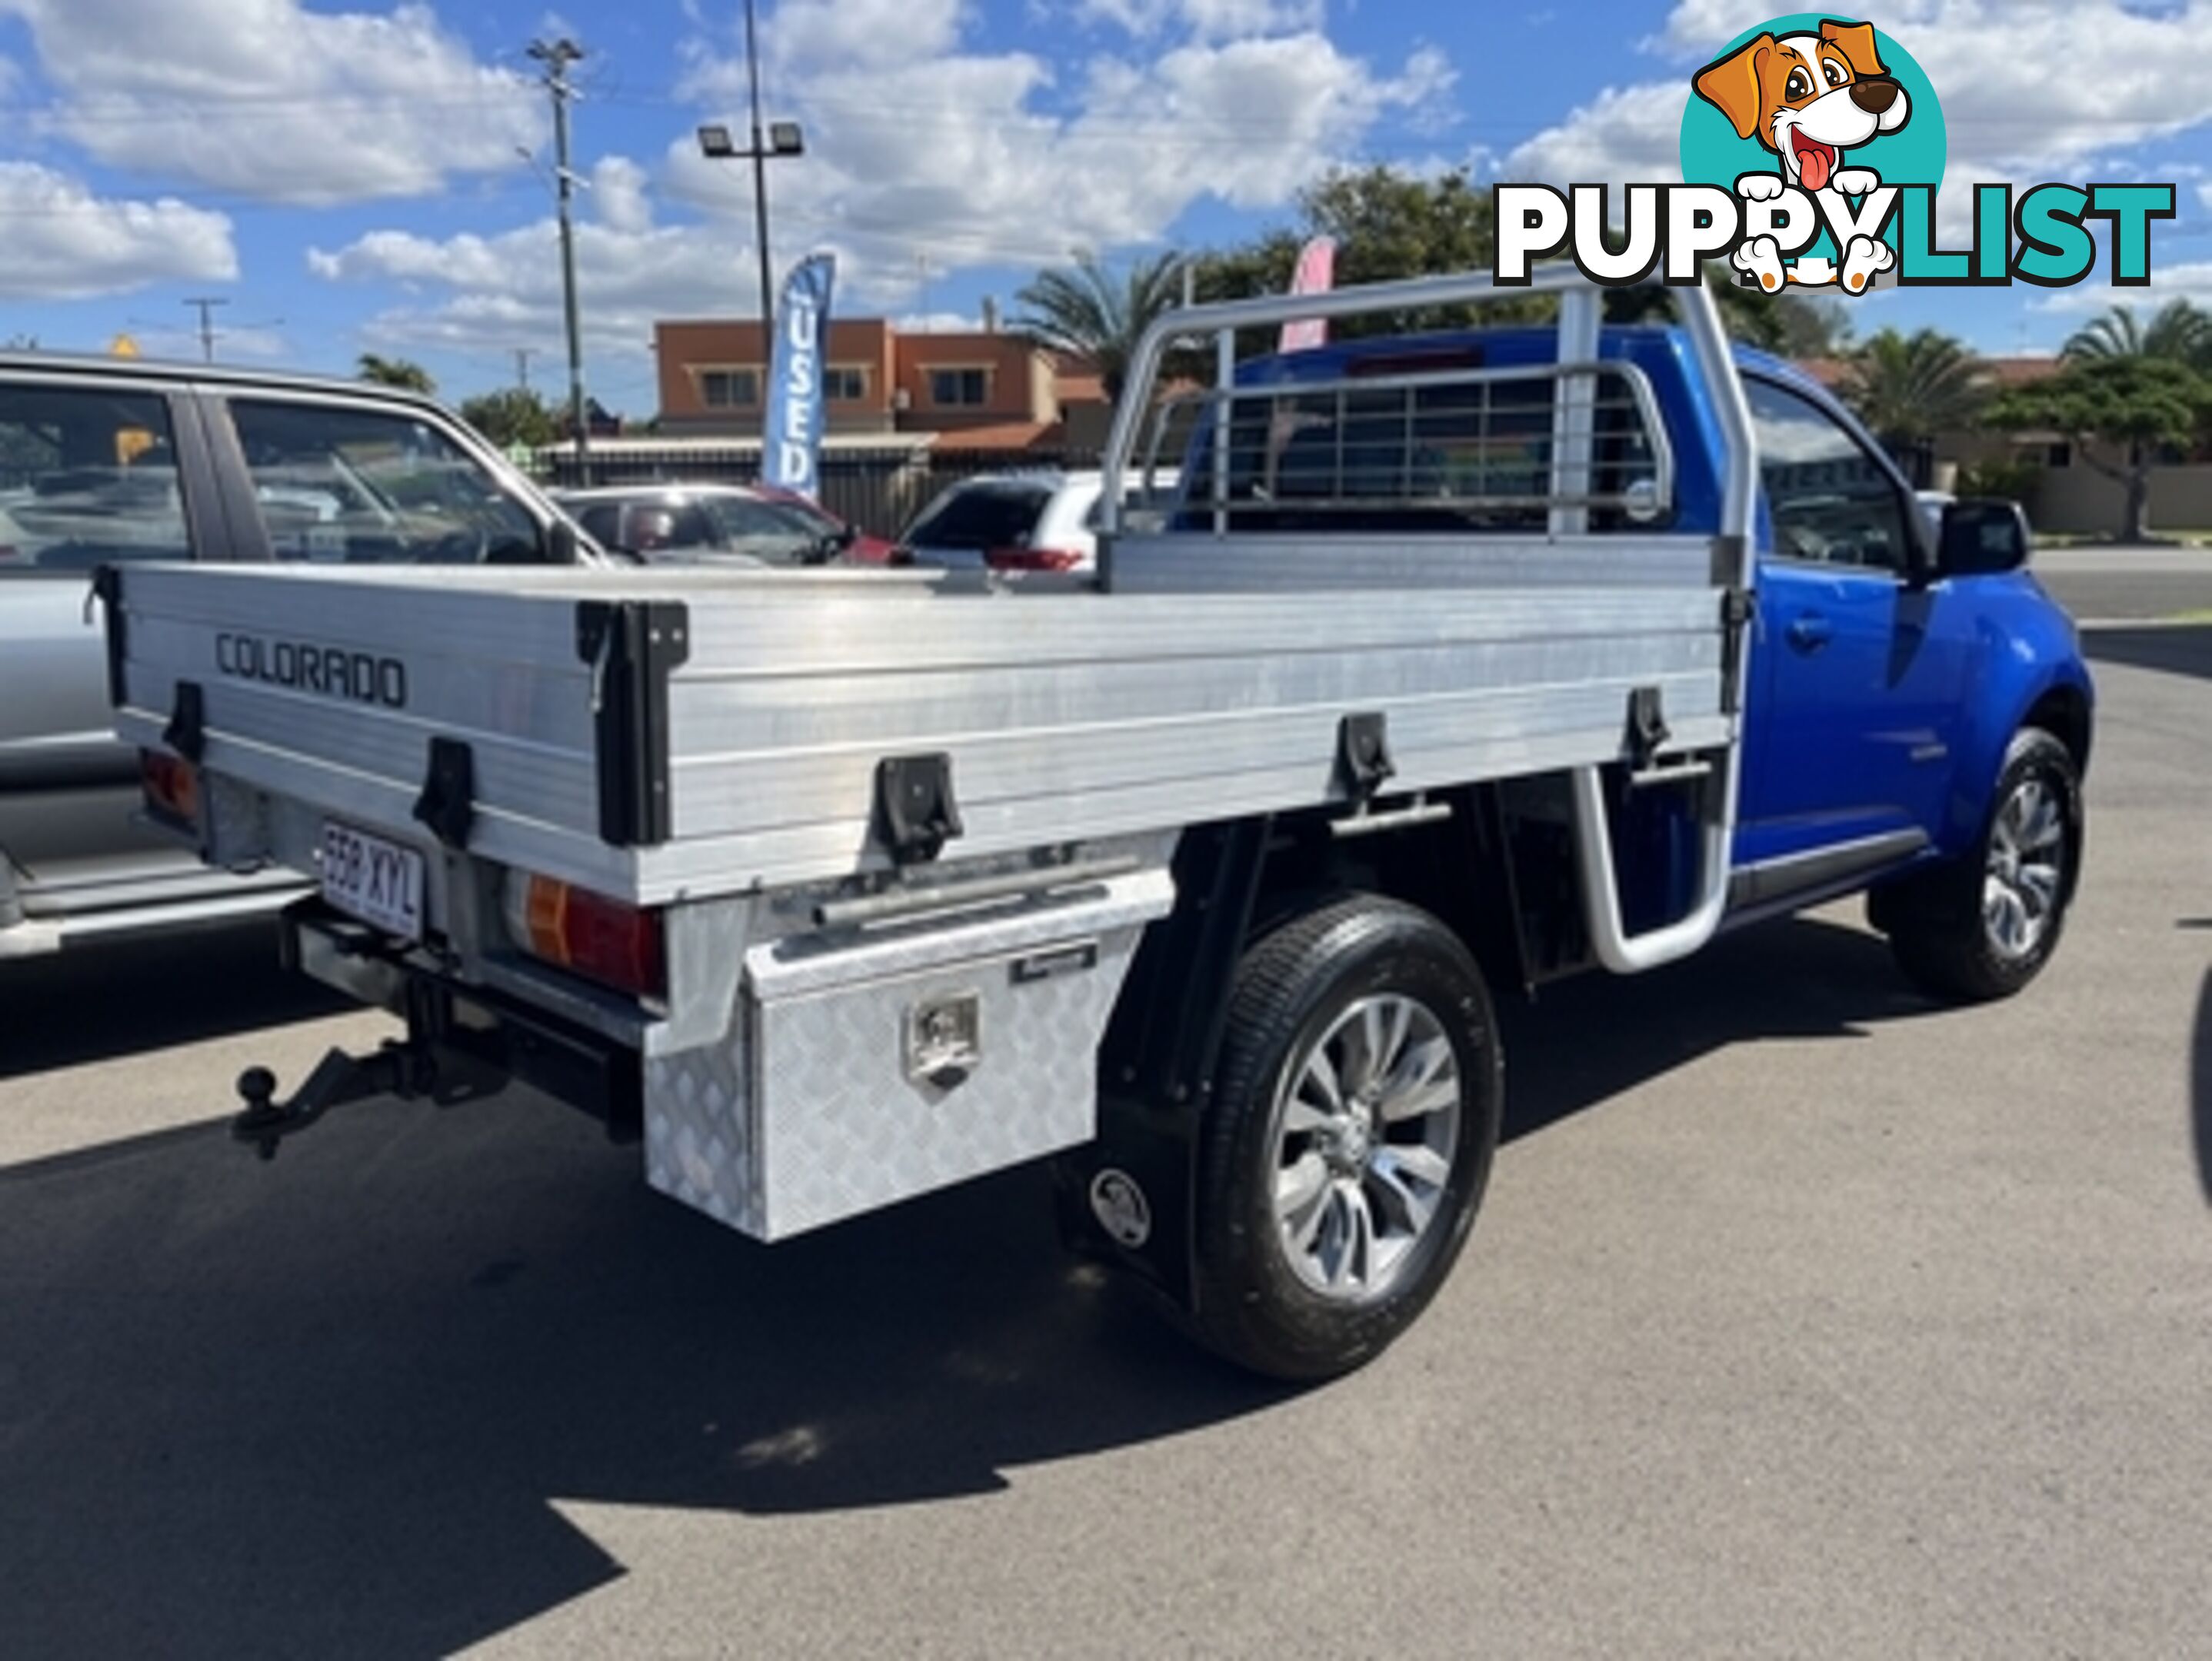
(318, 820, 425, 942)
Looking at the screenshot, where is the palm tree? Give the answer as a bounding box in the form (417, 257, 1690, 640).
(1838, 327, 1987, 477)
(356, 353, 436, 395)
(2060, 299, 2212, 368)
(1013, 250, 1189, 404)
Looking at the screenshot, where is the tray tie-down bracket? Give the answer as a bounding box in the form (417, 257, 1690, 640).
(1624, 684, 1671, 773)
(875, 751, 964, 864)
(1336, 711, 1396, 802)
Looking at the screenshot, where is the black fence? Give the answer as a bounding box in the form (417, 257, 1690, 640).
(531, 445, 1104, 542)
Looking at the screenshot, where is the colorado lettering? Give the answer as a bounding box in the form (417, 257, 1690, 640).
(215, 633, 408, 709)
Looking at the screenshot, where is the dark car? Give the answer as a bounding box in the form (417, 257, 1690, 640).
(555, 484, 902, 568)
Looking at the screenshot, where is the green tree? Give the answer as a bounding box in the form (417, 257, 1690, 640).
(1707, 271, 1848, 356)
(1191, 165, 1519, 335)
(1013, 249, 1190, 402)
(2060, 299, 2212, 368)
(1191, 165, 1844, 351)
(356, 353, 436, 394)
(458, 386, 560, 449)
(1989, 356, 2212, 542)
(1838, 327, 1986, 464)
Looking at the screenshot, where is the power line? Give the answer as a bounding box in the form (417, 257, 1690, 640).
(181, 295, 227, 362)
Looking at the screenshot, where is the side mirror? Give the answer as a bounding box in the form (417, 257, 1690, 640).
(1937, 498, 2030, 578)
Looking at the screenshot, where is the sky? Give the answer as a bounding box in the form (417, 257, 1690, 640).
(0, 0, 2208, 411)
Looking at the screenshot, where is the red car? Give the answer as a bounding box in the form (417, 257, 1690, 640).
(555, 483, 902, 567)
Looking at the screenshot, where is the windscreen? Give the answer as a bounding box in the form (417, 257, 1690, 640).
(905, 481, 1054, 550)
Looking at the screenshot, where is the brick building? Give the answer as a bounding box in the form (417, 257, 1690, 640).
(654, 316, 1107, 450)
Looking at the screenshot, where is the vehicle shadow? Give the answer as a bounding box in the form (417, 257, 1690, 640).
(2081, 623, 2212, 683)
(0, 910, 1934, 1658)
(0, 920, 348, 1080)
(1499, 907, 1934, 1143)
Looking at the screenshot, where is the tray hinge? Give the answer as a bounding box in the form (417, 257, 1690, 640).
(412, 735, 476, 850)
(576, 599, 691, 848)
(1718, 583, 1753, 716)
(162, 680, 208, 764)
(874, 752, 963, 864)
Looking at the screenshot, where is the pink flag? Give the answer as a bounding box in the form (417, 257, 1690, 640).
(1278, 236, 1337, 353)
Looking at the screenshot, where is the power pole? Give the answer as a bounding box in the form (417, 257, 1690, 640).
(529, 38, 590, 485)
(182, 296, 228, 362)
(513, 347, 535, 392)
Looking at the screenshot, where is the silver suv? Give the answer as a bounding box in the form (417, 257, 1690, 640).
(0, 354, 585, 958)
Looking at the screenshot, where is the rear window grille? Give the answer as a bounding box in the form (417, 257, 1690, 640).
(1159, 362, 1670, 535)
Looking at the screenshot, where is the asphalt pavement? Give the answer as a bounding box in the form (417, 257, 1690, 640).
(2031, 541, 2212, 624)
(3, 625, 2210, 1659)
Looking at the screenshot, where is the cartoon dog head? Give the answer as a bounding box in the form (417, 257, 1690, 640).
(1694, 18, 1909, 192)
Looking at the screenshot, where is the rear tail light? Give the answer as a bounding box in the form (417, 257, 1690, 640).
(984, 545, 1084, 572)
(504, 871, 665, 1000)
(139, 748, 199, 827)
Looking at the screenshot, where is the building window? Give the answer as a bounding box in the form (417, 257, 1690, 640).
(928, 367, 991, 408)
(699, 368, 760, 409)
(825, 365, 868, 402)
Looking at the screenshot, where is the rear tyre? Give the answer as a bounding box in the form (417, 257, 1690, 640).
(1191, 895, 1501, 1381)
(1881, 727, 2082, 1003)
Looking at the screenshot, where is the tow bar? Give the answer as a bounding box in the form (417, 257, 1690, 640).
(231, 1035, 505, 1160)
(228, 907, 645, 1158)
(229, 974, 507, 1160)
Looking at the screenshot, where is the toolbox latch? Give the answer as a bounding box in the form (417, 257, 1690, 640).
(874, 752, 963, 864)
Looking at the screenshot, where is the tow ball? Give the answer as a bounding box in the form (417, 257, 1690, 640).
(231, 1041, 428, 1160)
(231, 1034, 504, 1160)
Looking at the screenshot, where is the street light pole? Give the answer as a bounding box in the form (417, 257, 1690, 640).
(698, 4, 805, 357)
(744, 0, 775, 332)
(530, 37, 591, 486)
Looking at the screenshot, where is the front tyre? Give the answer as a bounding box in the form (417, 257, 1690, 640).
(1883, 727, 2082, 1003)
(1191, 896, 1501, 1381)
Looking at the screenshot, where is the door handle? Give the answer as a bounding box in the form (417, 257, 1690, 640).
(1785, 611, 1833, 651)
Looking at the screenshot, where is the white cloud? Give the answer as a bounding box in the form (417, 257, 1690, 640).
(673, 9, 1454, 268)
(319, 1, 1451, 368)
(774, 0, 968, 66)
(591, 156, 654, 237)
(308, 158, 784, 361)
(0, 161, 236, 298)
(2030, 258, 2212, 315)
(1504, 82, 1684, 189)
(1072, 0, 1325, 38)
(1516, 0, 2212, 225)
(0, 0, 540, 205)
(118, 324, 295, 362)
